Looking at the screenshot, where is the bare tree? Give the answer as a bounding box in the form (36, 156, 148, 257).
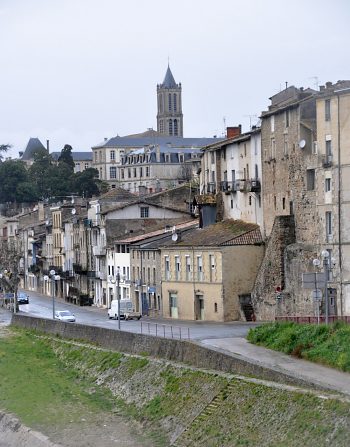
(0, 239, 23, 312)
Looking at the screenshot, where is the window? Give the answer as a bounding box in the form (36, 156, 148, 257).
(153, 267, 156, 284)
(285, 110, 290, 128)
(231, 170, 236, 182)
(110, 150, 115, 161)
(109, 166, 117, 179)
(146, 166, 150, 177)
(169, 119, 173, 135)
(168, 93, 172, 111)
(121, 169, 124, 179)
(159, 120, 164, 133)
(325, 178, 331, 192)
(249, 196, 252, 206)
(185, 256, 191, 281)
(282, 197, 286, 210)
(326, 140, 332, 157)
(214, 303, 218, 313)
(84, 163, 89, 169)
(209, 254, 215, 282)
(179, 154, 184, 163)
(306, 169, 315, 191)
(140, 207, 149, 218)
(128, 168, 131, 178)
(174, 119, 178, 136)
(133, 167, 137, 177)
(173, 94, 177, 111)
(325, 99, 331, 121)
(175, 256, 180, 280)
(271, 138, 276, 159)
(75, 163, 81, 172)
(326, 211, 332, 239)
(140, 167, 143, 177)
(165, 154, 170, 163)
(270, 115, 275, 132)
(165, 256, 170, 280)
(211, 152, 215, 164)
(255, 164, 259, 179)
(197, 256, 203, 281)
(284, 136, 288, 156)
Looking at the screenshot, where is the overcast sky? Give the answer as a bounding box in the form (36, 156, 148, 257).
(1, 0, 349, 158)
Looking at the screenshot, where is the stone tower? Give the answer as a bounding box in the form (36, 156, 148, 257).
(157, 65, 183, 137)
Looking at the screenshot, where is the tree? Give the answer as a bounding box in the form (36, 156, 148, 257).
(72, 168, 105, 198)
(0, 239, 23, 312)
(0, 160, 32, 203)
(0, 144, 11, 161)
(58, 144, 75, 171)
(28, 148, 55, 199)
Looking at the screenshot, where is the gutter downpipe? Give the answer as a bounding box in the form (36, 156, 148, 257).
(337, 92, 344, 316)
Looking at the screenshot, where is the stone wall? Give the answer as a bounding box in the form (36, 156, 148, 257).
(11, 314, 324, 389)
(251, 216, 296, 320)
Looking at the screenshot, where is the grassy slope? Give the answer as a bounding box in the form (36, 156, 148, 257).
(1, 327, 350, 446)
(247, 321, 350, 371)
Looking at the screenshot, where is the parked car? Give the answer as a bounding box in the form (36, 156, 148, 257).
(54, 310, 76, 322)
(17, 292, 29, 305)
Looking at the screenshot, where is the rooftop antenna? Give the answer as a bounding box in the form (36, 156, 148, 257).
(223, 116, 226, 136)
(285, 81, 288, 89)
(244, 114, 258, 130)
(309, 76, 319, 90)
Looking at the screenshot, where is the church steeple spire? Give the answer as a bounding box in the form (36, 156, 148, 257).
(157, 66, 183, 137)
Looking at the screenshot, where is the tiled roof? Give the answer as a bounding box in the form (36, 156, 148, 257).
(167, 219, 262, 247)
(51, 152, 93, 161)
(115, 219, 198, 244)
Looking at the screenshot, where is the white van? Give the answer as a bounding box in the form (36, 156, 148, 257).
(108, 299, 141, 320)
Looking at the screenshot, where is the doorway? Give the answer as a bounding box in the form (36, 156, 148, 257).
(195, 295, 204, 320)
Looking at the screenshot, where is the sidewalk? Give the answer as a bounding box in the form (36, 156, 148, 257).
(200, 337, 350, 397)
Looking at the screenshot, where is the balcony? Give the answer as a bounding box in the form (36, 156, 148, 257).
(250, 179, 261, 193)
(234, 180, 247, 192)
(206, 183, 217, 194)
(220, 181, 236, 194)
(93, 246, 107, 257)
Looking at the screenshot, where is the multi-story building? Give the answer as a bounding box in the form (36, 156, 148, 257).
(161, 219, 264, 321)
(200, 126, 263, 229)
(315, 80, 350, 316)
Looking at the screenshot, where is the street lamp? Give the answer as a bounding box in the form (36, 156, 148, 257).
(44, 269, 61, 319)
(109, 267, 121, 330)
(313, 251, 336, 324)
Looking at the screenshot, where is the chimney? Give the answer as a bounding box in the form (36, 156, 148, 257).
(46, 140, 50, 153)
(226, 125, 242, 139)
(104, 137, 108, 142)
(320, 85, 325, 91)
(326, 81, 333, 89)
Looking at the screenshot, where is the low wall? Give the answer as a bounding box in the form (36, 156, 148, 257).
(12, 314, 321, 390)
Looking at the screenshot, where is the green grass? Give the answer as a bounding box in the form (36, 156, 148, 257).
(0, 329, 114, 428)
(247, 321, 350, 371)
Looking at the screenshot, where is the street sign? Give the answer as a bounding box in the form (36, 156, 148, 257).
(302, 272, 326, 289)
(312, 289, 322, 301)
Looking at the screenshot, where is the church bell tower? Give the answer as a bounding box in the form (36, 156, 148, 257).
(157, 65, 183, 137)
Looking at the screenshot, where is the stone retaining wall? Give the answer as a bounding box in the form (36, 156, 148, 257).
(12, 313, 322, 391)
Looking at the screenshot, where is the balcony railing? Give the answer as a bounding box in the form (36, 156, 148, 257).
(220, 181, 236, 193)
(206, 182, 216, 194)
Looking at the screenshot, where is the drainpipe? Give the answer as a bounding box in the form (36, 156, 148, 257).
(337, 93, 343, 315)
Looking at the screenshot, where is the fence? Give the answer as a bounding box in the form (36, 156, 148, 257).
(140, 321, 190, 340)
(275, 315, 350, 324)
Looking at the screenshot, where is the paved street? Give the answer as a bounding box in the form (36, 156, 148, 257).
(17, 290, 259, 341)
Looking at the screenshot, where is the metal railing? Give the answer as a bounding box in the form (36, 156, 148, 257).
(140, 321, 190, 340)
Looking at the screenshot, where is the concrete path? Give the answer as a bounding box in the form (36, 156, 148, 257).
(200, 337, 350, 397)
